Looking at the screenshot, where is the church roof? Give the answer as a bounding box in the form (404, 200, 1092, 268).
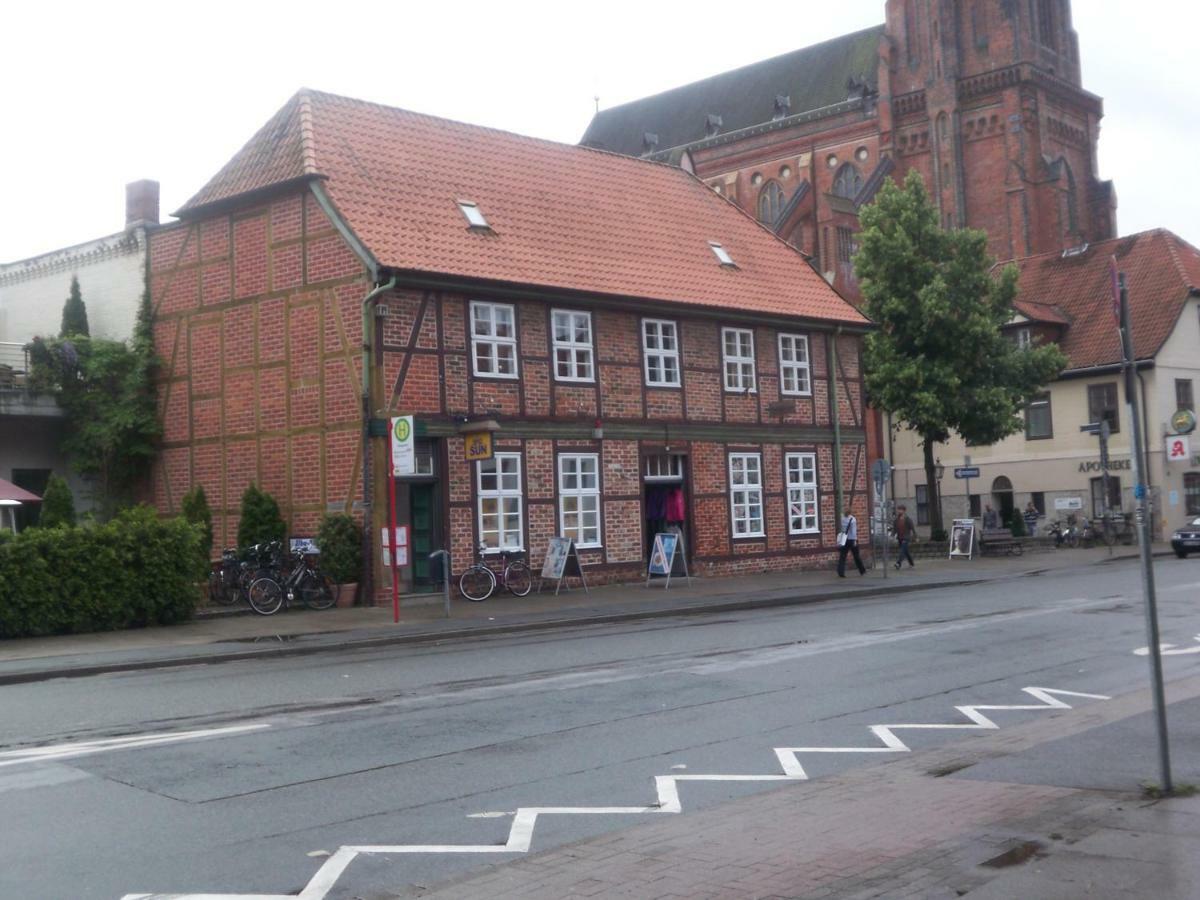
(176, 89, 866, 326)
(580, 26, 885, 158)
(1006, 229, 1200, 370)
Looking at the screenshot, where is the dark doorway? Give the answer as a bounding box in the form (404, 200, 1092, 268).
(410, 481, 439, 589)
(991, 475, 1015, 527)
(11, 469, 51, 531)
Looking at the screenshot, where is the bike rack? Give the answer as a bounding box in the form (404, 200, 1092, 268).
(429, 549, 452, 618)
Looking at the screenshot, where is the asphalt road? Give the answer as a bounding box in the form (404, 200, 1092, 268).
(2, 557, 1199, 899)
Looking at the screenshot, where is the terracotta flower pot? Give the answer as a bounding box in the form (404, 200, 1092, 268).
(336, 582, 358, 608)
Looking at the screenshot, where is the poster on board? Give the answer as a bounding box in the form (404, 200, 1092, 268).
(647, 532, 690, 588)
(949, 518, 975, 560)
(539, 536, 588, 595)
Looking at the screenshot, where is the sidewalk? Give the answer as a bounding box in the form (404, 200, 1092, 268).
(0, 543, 1164, 685)
(417, 674, 1200, 900)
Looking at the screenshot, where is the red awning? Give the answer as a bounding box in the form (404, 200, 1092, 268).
(0, 478, 41, 503)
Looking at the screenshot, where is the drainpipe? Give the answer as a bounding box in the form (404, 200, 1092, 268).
(360, 275, 398, 598)
(829, 330, 844, 525)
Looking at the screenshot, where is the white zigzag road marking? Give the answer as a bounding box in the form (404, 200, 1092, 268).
(121, 686, 1107, 900)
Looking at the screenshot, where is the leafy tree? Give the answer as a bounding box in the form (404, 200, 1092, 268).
(38, 474, 76, 528)
(237, 484, 286, 548)
(855, 171, 1066, 536)
(26, 271, 160, 518)
(60, 275, 90, 337)
(181, 486, 214, 562)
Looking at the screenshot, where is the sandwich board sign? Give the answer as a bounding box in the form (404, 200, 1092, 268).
(539, 536, 589, 595)
(647, 532, 691, 588)
(949, 518, 975, 560)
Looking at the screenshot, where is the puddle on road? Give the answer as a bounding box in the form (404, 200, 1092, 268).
(980, 839, 1045, 868)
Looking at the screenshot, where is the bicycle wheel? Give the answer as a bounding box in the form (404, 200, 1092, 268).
(504, 560, 533, 597)
(247, 577, 285, 615)
(459, 565, 496, 602)
(298, 572, 336, 610)
(207, 570, 228, 605)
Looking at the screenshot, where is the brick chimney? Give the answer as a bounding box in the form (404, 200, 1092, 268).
(125, 180, 160, 229)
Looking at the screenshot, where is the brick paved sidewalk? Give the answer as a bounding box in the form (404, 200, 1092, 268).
(415, 676, 1200, 900)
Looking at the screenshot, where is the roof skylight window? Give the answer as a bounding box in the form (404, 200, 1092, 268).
(458, 200, 490, 229)
(709, 241, 736, 267)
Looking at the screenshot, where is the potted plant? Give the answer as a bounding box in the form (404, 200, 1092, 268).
(317, 514, 362, 607)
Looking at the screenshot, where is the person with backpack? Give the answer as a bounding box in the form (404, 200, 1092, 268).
(894, 504, 916, 569)
(837, 511, 866, 577)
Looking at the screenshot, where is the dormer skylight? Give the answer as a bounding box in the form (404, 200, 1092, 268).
(457, 200, 490, 229)
(709, 241, 736, 268)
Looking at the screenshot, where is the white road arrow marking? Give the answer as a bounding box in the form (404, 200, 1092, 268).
(122, 686, 1107, 900)
(1134, 635, 1200, 656)
(0, 723, 269, 770)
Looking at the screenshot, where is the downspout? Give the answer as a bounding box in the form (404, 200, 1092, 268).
(361, 275, 398, 595)
(829, 330, 844, 525)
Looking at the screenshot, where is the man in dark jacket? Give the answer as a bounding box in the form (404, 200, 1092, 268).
(894, 504, 916, 569)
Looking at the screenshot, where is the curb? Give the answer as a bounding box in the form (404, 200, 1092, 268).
(0, 550, 1173, 686)
(0, 573, 1005, 686)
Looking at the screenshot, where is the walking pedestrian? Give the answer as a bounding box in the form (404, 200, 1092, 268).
(837, 511, 866, 577)
(894, 504, 916, 569)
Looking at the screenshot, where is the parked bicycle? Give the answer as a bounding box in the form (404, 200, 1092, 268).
(458, 543, 533, 601)
(247, 543, 336, 616)
(208, 542, 276, 606)
(1047, 519, 1078, 548)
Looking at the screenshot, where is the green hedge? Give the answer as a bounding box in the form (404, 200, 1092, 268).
(0, 507, 206, 639)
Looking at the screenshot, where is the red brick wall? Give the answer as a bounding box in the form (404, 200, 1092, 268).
(148, 188, 371, 550)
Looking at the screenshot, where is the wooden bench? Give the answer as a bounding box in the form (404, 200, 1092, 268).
(980, 528, 1024, 556)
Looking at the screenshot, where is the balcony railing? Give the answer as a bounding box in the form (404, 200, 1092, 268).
(0, 341, 31, 388)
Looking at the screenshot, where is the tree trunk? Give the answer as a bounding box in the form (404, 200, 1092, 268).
(922, 437, 944, 538)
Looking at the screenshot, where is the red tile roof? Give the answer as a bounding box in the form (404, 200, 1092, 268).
(179, 90, 866, 326)
(1003, 229, 1200, 369)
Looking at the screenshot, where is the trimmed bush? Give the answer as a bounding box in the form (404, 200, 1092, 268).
(317, 514, 362, 584)
(38, 474, 76, 528)
(0, 506, 205, 639)
(181, 485, 214, 562)
(237, 483, 286, 548)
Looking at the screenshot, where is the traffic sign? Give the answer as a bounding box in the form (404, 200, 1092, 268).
(954, 466, 980, 479)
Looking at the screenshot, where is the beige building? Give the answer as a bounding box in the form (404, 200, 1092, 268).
(0, 181, 159, 524)
(887, 230, 1200, 539)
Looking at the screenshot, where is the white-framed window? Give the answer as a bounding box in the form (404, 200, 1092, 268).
(778, 333, 811, 396)
(786, 452, 819, 534)
(729, 452, 765, 538)
(1016, 327, 1033, 349)
(644, 454, 685, 482)
(551, 310, 594, 382)
(470, 301, 518, 378)
(478, 453, 523, 551)
(558, 453, 601, 548)
(722, 327, 756, 392)
(642, 319, 681, 387)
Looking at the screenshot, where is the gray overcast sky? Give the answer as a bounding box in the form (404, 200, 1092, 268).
(2, 0, 1196, 263)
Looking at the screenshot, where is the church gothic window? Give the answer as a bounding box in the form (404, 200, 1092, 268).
(831, 164, 863, 200)
(1035, 0, 1057, 52)
(758, 181, 785, 225)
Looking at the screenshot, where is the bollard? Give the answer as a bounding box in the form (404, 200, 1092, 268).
(429, 549, 451, 618)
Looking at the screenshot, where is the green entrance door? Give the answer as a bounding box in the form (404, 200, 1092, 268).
(410, 483, 438, 587)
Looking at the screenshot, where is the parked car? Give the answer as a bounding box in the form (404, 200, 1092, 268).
(1172, 517, 1200, 558)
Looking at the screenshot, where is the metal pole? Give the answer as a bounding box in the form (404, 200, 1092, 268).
(1120, 273, 1172, 792)
(386, 429, 400, 624)
(429, 550, 451, 619)
(830, 332, 844, 526)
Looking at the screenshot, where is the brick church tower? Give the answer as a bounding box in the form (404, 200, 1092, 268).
(583, 0, 1116, 299)
(881, 0, 1115, 260)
